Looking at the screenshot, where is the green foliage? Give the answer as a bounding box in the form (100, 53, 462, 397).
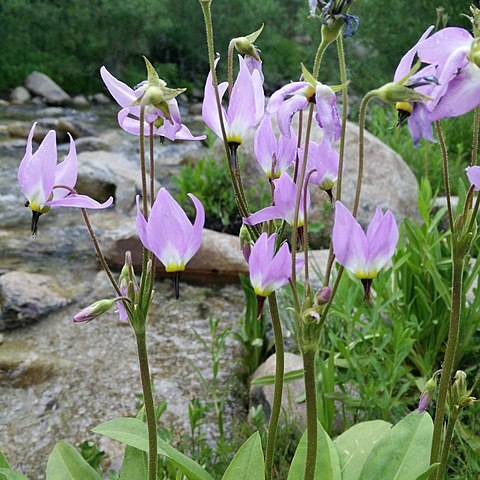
(221, 432, 264, 480)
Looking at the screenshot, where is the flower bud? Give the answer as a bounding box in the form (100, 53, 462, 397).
(302, 308, 321, 325)
(315, 286, 332, 304)
(449, 370, 476, 408)
(73, 299, 116, 323)
(240, 224, 253, 263)
(465, 5, 480, 39)
(234, 37, 261, 61)
(417, 376, 437, 413)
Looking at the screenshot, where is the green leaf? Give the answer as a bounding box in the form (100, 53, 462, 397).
(119, 446, 147, 480)
(287, 422, 341, 480)
(358, 412, 434, 480)
(92, 417, 213, 480)
(245, 24, 264, 43)
(221, 432, 264, 480)
(0, 469, 31, 480)
(46, 441, 101, 480)
(250, 369, 304, 385)
(334, 420, 392, 480)
(415, 463, 440, 480)
(0, 452, 10, 469)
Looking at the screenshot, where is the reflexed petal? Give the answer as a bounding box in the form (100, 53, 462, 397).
(430, 63, 480, 120)
(308, 0, 318, 15)
(260, 241, 292, 295)
(267, 82, 309, 113)
(46, 194, 113, 209)
(100, 66, 137, 108)
(135, 196, 151, 251)
(202, 70, 228, 138)
(366, 209, 398, 274)
(417, 27, 473, 66)
(118, 108, 150, 136)
(408, 104, 435, 146)
(315, 84, 341, 142)
(394, 26, 434, 82)
(332, 201, 368, 276)
(276, 131, 297, 175)
(466, 166, 480, 191)
(273, 172, 309, 225)
(53, 133, 77, 200)
(249, 232, 271, 290)
(254, 115, 277, 174)
(165, 124, 206, 141)
(277, 95, 308, 137)
(183, 193, 205, 264)
(244, 206, 281, 225)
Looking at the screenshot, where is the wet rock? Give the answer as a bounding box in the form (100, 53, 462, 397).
(0, 99, 9, 107)
(37, 107, 64, 117)
(0, 271, 69, 331)
(74, 136, 110, 153)
(7, 121, 47, 142)
(76, 150, 159, 212)
(10, 86, 31, 104)
(250, 353, 306, 427)
(25, 71, 72, 106)
(0, 139, 27, 156)
(0, 341, 64, 387)
(57, 117, 94, 139)
(72, 95, 89, 108)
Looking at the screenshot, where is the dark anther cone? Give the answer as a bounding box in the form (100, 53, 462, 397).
(171, 272, 181, 299)
(31, 211, 43, 236)
(256, 295, 266, 319)
(326, 188, 334, 203)
(361, 278, 372, 306)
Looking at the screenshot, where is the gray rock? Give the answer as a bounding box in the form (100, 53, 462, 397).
(76, 150, 159, 212)
(90, 92, 111, 104)
(74, 136, 110, 153)
(217, 120, 418, 228)
(10, 86, 31, 104)
(72, 95, 89, 108)
(0, 99, 9, 107)
(0, 139, 27, 156)
(189, 102, 203, 116)
(25, 71, 72, 106)
(57, 117, 94, 139)
(250, 353, 306, 427)
(36, 107, 64, 117)
(0, 271, 68, 331)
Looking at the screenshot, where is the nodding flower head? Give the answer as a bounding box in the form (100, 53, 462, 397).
(18, 123, 113, 234)
(320, 0, 359, 40)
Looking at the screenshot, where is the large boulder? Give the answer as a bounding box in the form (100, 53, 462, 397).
(10, 86, 31, 104)
(216, 120, 418, 228)
(25, 71, 72, 106)
(0, 271, 69, 331)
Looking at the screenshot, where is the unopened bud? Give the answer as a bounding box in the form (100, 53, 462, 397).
(234, 37, 260, 61)
(316, 286, 332, 304)
(73, 298, 116, 323)
(417, 376, 437, 413)
(302, 307, 321, 325)
(240, 224, 252, 263)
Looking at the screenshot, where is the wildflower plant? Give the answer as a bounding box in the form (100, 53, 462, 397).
(3, 1, 480, 480)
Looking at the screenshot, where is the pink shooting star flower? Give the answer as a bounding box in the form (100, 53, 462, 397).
(202, 55, 264, 165)
(243, 172, 310, 227)
(254, 115, 297, 179)
(267, 80, 341, 142)
(300, 139, 339, 200)
(136, 188, 205, 298)
(248, 232, 303, 315)
(18, 123, 113, 235)
(100, 66, 205, 141)
(332, 201, 398, 301)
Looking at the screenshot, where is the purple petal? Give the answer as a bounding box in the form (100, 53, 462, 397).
(267, 82, 309, 114)
(136, 196, 152, 251)
(394, 26, 434, 82)
(466, 166, 480, 191)
(183, 193, 205, 264)
(365, 209, 398, 275)
(254, 115, 277, 175)
(100, 66, 137, 108)
(164, 124, 206, 141)
(244, 206, 282, 225)
(417, 27, 473, 66)
(430, 63, 480, 120)
(315, 84, 341, 142)
(273, 172, 309, 225)
(202, 60, 228, 139)
(332, 201, 368, 277)
(408, 104, 435, 146)
(277, 95, 308, 137)
(308, 0, 318, 15)
(53, 133, 77, 200)
(118, 108, 151, 136)
(45, 194, 113, 209)
(261, 241, 292, 294)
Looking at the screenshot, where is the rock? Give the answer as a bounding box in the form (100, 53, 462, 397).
(25, 71, 72, 106)
(0, 99, 9, 107)
(76, 150, 159, 212)
(0, 125, 9, 139)
(37, 107, 64, 117)
(216, 120, 419, 228)
(101, 224, 250, 283)
(0, 271, 69, 331)
(250, 353, 306, 427)
(0, 139, 27, 156)
(90, 93, 111, 104)
(0, 341, 65, 387)
(7, 121, 49, 142)
(57, 117, 94, 139)
(72, 95, 89, 108)
(10, 86, 31, 104)
(74, 136, 110, 153)
(189, 102, 203, 116)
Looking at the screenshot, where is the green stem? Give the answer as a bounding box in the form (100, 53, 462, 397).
(436, 407, 460, 480)
(135, 329, 157, 480)
(325, 34, 348, 287)
(435, 121, 454, 234)
(312, 39, 329, 79)
(149, 123, 155, 209)
(303, 349, 317, 480)
(227, 39, 235, 99)
(472, 106, 480, 167)
(430, 256, 465, 475)
(264, 293, 284, 480)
